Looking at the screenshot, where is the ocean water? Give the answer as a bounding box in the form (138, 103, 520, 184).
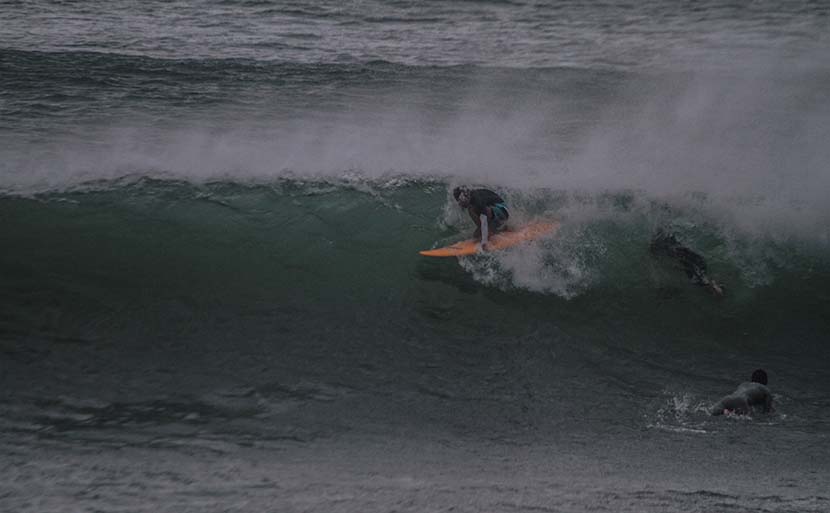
(2, 1, 830, 512)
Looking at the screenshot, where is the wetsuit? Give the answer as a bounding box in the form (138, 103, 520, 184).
(466, 189, 509, 231)
(710, 382, 773, 416)
(650, 231, 709, 284)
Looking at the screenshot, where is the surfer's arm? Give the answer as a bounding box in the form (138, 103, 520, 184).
(763, 391, 774, 413)
(479, 213, 489, 249)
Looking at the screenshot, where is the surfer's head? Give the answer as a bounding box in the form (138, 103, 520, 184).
(751, 369, 768, 385)
(453, 186, 470, 207)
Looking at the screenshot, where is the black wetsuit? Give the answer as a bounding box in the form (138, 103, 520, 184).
(710, 382, 773, 416)
(466, 189, 505, 213)
(649, 231, 708, 284)
(466, 189, 509, 226)
(461, 189, 510, 239)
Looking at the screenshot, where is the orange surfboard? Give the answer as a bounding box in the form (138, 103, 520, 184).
(419, 221, 560, 257)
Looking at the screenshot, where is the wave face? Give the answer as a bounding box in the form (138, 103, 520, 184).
(2, 2, 830, 512)
(3, 178, 828, 401)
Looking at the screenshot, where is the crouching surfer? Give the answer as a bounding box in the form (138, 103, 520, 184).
(452, 186, 509, 251)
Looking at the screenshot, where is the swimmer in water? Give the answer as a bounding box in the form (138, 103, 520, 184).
(710, 369, 773, 416)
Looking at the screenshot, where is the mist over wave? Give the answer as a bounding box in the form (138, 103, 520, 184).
(3, 56, 829, 244)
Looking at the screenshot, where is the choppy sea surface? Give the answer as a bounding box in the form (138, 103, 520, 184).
(2, 1, 829, 512)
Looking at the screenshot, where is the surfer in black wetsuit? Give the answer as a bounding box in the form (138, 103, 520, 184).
(710, 369, 774, 416)
(453, 186, 510, 250)
(649, 229, 723, 296)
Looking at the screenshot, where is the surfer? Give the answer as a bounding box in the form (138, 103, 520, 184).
(649, 229, 723, 296)
(452, 186, 509, 250)
(710, 369, 774, 416)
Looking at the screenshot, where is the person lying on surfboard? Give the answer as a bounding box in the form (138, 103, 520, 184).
(649, 229, 724, 297)
(710, 369, 774, 416)
(453, 186, 509, 250)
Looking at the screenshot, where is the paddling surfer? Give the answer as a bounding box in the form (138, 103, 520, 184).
(710, 369, 774, 416)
